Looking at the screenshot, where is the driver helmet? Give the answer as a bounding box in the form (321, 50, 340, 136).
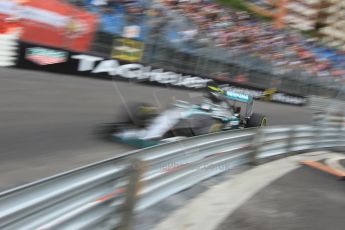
(205, 82, 224, 103)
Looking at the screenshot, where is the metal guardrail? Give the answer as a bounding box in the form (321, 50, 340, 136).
(0, 156, 140, 230)
(308, 96, 345, 112)
(87, 29, 345, 100)
(141, 41, 345, 100)
(0, 114, 344, 229)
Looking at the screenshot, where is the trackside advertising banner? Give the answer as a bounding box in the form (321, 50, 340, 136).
(16, 41, 307, 105)
(17, 42, 212, 88)
(0, 0, 97, 52)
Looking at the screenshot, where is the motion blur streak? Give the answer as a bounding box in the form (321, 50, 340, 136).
(0, 67, 312, 191)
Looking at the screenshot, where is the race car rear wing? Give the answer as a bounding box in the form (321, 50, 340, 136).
(219, 87, 254, 118)
(217, 84, 253, 103)
(225, 90, 253, 103)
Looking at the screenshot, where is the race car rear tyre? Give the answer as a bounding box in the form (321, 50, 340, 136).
(247, 113, 267, 127)
(122, 102, 157, 127)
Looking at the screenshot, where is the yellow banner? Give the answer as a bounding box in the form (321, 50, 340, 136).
(112, 38, 144, 62)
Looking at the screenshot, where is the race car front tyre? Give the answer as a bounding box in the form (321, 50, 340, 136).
(171, 115, 224, 137)
(192, 118, 224, 135)
(247, 113, 267, 127)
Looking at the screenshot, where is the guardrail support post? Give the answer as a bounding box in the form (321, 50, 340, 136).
(332, 112, 345, 151)
(286, 127, 295, 156)
(251, 129, 264, 165)
(119, 159, 144, 230)
(313, 112, 325, 150)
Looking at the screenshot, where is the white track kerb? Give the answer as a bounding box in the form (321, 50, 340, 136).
(154, 154, 301, 230)
(0, 33, 18, 67)
(0, 111, 344, 229)
(153, 151, 344, 230)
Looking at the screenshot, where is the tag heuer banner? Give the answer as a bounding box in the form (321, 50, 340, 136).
(17, 41, 211, 89)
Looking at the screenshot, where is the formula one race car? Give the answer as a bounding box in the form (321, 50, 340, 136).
(112, 85, 267, 147)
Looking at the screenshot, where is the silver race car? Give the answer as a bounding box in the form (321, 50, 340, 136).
(112, 86, 267, 147)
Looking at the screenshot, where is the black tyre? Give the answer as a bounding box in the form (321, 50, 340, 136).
(247, 113, 267, 127)
(121, 102, 157, 127)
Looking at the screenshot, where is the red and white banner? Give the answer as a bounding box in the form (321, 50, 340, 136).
(0, 0, 98, 52)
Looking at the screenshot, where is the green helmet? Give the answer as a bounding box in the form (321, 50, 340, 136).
(206, 83, 225, 103)
(207, 82, 225, 94)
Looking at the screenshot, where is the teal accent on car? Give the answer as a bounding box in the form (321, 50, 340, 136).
(113, 136, 159, 148)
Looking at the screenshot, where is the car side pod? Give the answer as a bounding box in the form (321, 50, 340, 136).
(112, 134, 160, 148)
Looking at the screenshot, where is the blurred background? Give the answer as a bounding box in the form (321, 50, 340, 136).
(0, 0, 344, 98)
(0, 2, 344, 228)
(0, 0, 344, 190)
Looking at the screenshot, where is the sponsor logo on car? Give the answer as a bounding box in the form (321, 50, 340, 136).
(225, 91, 250, 102)
(224, 86, 306, 105)
(25, 47, 68, 65)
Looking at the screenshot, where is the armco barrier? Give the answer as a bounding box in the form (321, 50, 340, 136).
(308, 96, 345, 112)
(0, 157, 142, 230)
(0, 33, 18, 67)
(0, 114, 345, 229)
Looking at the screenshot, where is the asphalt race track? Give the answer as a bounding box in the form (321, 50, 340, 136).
(0, 68, 312, 191)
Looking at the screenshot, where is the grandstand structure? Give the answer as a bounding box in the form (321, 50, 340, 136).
(282, 0, 326, 31)
(248, 0, 326, 31)
(247, 0, 345, 51)
(320, 0, 345, 50)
